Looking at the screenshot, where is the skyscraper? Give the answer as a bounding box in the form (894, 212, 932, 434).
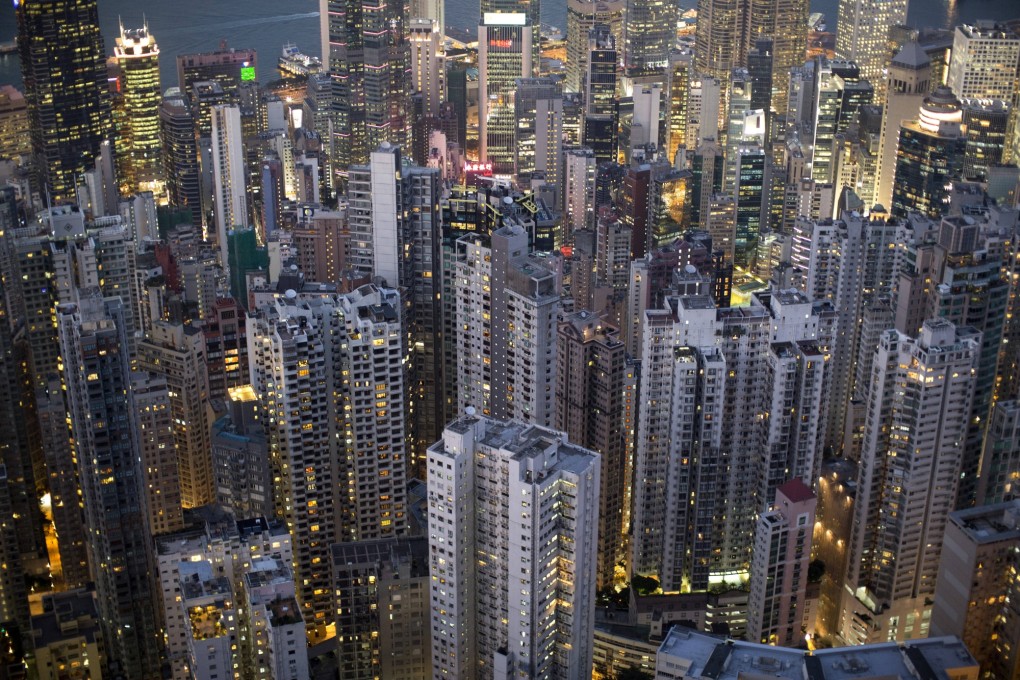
(160, 92, 202, 218)
(835, 0, 908, 102)
(747, 479, 816, 647)
(481, 0, 541, 72)
(565, 0, 624, 93)
(408, 19, 447, 119)
(479, 14, 534, 176)
(842, 319, 978, 643)
(427, 416, 600, 679)
(514, 77, 563, 187)
(58, 294, 162, 678)
(625, 0, 678, 70)
(17, 0, 112, 202)
(113, 24, 163, 195)
(210, 104, 248, 264)
(891, 87, 966, 218)
(247, 285, 408, 634)
(322, 0, 410, 181)
(556, 311, 628, 589)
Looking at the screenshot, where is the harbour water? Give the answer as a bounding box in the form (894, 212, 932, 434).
(0, 0, 1017, 90)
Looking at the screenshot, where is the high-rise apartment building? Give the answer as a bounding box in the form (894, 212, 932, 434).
(129, 372, 185, 536)
(427, 416, 600, 680)
(138, 321, 214, 509)
(321, 0, 410, 180)
(632, 290, 832, 594)
(747, 479, 816, 647)
(556, 311, 628, 588)
(455, 224, 560, 425)
(835, 0, 908, 102)
(113, 24, 163, 195)
(931, 500, 1020, 680)
(211, 105, 248, 265)
(564, 148, 597, 236)
(17, 0, 112, 202)
(247, 285, 407, 633)
(58, 294, 162, 678)
(479, 14, 534, 176)
(330, 537, 431, 679)
(841, 319, 978, 644)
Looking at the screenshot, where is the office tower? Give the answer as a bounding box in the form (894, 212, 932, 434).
(16, 0, 112, 202)
(962, 99, 1010, 181)
(694, 0, 743, 80)
(58, 295, 161, 678)
(585, 26, 618, 119)
(479, 14, 534, 176)
(891, 87, 965, 218)
(931, 500, 1020, 680)
(409, 19, 446, 119)
(557, 311, 627, 589)
(842, 319, 978, 644)
(160, 92, 203, 219)
(566, 0, 624, 93)
(211, 385, 271, 519)
(630, 84, 663, 156)
(427, 416, 600, 680)
(620, 164, 654, 259)
(177, 45, 257, 99)
(564, 149, 596, 237)
(811, 60, 873, 185)
(835, 0, 908, 102)
(723, 72, 761, 192)
(138, 321, 214, 509)
(211, 104, 248, 266)
(330, 537, 431, 680)
(0, 85, 31, 161)
(946, 23, 1020, 102)
(129, 372, 185, 537)
(455, 225, 559, 425)
(514, 77, 562, 187)
(875, 43, 931, 209)
(746, 38, 774, 131)
(582, 28, 619, 165)
(648, 168, 693, 249)
(625, 0, 678, 70)
(247, 285, 407, 632)
(747, 479, 816, 647)
(665, 52, 692, 165)
(321, 0, 410, 181)
(113, 24, 162, 195)
(734, 144, 766, 267)
(750, 0, 806, 112)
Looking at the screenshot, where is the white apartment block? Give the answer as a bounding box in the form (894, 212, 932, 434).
(841, 319, 978, 644)
(247, 284, 407, 629)
(632, 290, 834, 593)
(427, 416, 600, 680)
(455, 224, 560, 426)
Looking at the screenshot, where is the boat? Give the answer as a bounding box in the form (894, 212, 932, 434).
(808, 13, 828, 32)
(278, 44, 322, 77)
(540, 24, 564, 41)
(0, 40, 17, 56)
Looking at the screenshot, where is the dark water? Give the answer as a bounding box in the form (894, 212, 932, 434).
(0, 0, 1017, 90)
